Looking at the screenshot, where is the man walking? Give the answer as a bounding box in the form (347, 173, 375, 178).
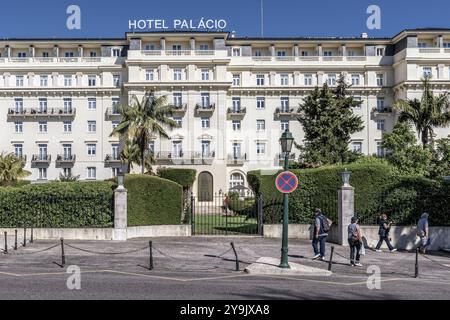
(417, 213, 430, 254)
(375, 213, 397, 252)
(312, 208, 332, 261)
(348, 217, 363, 267)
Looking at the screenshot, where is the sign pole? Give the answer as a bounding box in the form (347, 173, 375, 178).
(279, 152, 291, 269)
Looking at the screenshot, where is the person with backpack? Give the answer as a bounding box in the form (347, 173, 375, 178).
(312, 208, 332, 261)
(348, 217, 363, 267)
(417, 213, 430, 254)
(375, 213, 397, 252)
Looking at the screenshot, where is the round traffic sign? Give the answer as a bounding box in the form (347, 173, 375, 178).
(275, 171, 299, 194)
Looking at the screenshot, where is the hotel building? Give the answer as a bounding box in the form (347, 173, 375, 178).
(1, 29, 449, 198)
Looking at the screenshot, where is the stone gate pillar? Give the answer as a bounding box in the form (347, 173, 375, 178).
(337, 170, 354, 246)
(113, 175, 127, 241)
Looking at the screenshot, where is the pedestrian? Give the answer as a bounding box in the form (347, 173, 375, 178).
(222, 195, 231, 216)
(375, 213, 397, 252)
(348, 217, 363, 267)
(312, 208, 332, 261)
(417, 213, 430, 254)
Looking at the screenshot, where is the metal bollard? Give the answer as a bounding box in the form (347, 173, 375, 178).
(3, 232, 6, 254)
(230, 242, 240, 272)
(14, 230, 17, 250)
(60, 238, 66, 268)
(30, 227, 34, 244)
(23, 228, 26, 247)
(328, 246, 335, 271)
(415, 248, 419, 278)
(149, 241, 154, 271)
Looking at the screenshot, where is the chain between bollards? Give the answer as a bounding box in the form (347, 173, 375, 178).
(3, 232, 7, 254)
(230, 242, 239, 272)
(328, 246, 335, 271)
(415, 247, 419, 278)
(149, 241, 154, 271)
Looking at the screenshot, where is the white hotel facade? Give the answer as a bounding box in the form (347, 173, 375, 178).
(1, 29, 449, 198)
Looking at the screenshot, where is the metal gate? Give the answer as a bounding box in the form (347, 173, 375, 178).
(191, 187, 263, 236)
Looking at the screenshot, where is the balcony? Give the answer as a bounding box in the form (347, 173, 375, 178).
(31, 155, 51, 166)
(155, 151, 215, 165)
(105, 108, 122, 121)
(105, 154, 122, 166)
(371, 107, 393, 116)
(56, 155, 76, 166)
(14, 155, 27, 167)
(227, 108, 247, 120)
(227, 154, 247, 166)
(7, 108, 76, 121)
(194, 104, 216, 117)
(0, 56, 123, 65)
(274, 108, 298, 119)
(172, 104, 188, 116)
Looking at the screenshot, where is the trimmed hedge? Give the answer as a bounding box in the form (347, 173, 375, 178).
(0, 182, 114, 228)
(157, 168, 197, 189)
(124, 174, 183, 226)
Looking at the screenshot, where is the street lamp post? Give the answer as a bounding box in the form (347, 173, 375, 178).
(279, 130, 294, 269)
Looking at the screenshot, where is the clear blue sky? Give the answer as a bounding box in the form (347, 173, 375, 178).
(1, 0, 449, 39)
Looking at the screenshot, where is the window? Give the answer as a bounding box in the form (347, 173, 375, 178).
(17, 52, 27, 58)
(38, 122, 47, 133)
(14, 144, 23, 158)
(304, 74, 313, 86)
(88, 75, 96, 87)
(38, 168, 47, 180)
(377, 97, 385, 111)
(63, 99, 72, 113)
(87, 144, 97, 156)
(63, 168, 72, 177)
(352, 142, 362, 154)
(112, 121, 119, 130)
(323, 51, 333, 57)
(233, 74, 241, 86)
(376, 74, 384, 86)
(327, 74, 336, 86)
(16, 76, 24, 87)
(418, 42, 427, 48)
(64, 75, 72, 87)
(423, 67, 432, 78)
(254, 50, 262, 57)
(113, 75, 121, 86)
(112, 48, 121, 57)
(38, 144, 47, 159)
(280, 97, 290, 111)
(201, 118, 210, 129)
(87, 167, 97, 180)
(232, 143, 242, 158)
(201, 141, 211, 157)
(173, 93, 183, 107)
(144, 44, 155, 51)
(256, 97, 265, 109)
(200, 93, 210, 107)
(377, 120, 385, 131)
(38, 99, 47, 113)
(65, 52, 74, 57)
(301, 51, 309, 56)
(256, 75, 265, 86)
(112, 144, 120, 159)
(201, 69, 210, 81)
(232, 98, 241, 112)
(256, 120, 266, 131)
(146, 69, 154, 81)
(149, 141, 155, 155)
(88, 98, 97, 110)
(376, 48, 385, 56)
(444, 42, 450, 48)
(230, 173, 245, 191)
(174, 117, 183, 127)
(347, 50, 356, 57)
(232, 120, 241, 131)
(90, 51, 97, 57)
(354, 96, 362, 109)
(232, 48, 241, 56)
(377, 141, 386, 157)
(40, 75, 48, 87)
(15, 122, 23, 133)
(172, 141, 183, 157)
(88, 121, 97, 133)
(112, 98, 120, 113)
(256, 142, 266, 155)
(62, 144, 72, 159)
(199, 44, 209, 51)
(112, 168, 120, 178)
(280, 74, 289, 86)
(351, 74, 360, 86)
(15, 99, 24, 113)
(281, 121, 289, 132)
(63, 122, 72, 133)
(173, 68, 182, 81)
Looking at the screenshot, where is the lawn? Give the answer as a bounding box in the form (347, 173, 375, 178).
(193, 214, 258, 235)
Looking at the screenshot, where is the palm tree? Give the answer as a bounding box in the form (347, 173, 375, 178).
(0, 153, 31, 186)
(394, 77, 450, 147)
(119, 139, 141, 173)
(111, 91, 179, 174)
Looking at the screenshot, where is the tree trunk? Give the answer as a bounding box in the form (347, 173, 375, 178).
(421, 130, 429, 148)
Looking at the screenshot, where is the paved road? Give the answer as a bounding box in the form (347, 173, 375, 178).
(0, 237, 449, 300)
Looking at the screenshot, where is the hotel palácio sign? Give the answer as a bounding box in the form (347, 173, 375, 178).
(128, 18, 227, 31)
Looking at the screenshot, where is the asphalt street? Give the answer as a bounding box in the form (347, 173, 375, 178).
(0, 237, 449, 300)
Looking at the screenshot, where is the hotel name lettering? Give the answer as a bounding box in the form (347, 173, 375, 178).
(128, 19, 227, 31)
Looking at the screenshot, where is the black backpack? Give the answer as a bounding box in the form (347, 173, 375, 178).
(320, 214, 332, 233)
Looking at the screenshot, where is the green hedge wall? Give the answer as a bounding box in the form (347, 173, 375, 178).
(124, 174, 183, 226)
(157, 168, 197, 189)
(0, 182, 114, 228)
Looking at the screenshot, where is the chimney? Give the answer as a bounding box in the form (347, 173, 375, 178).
(361, 32, 369, 39)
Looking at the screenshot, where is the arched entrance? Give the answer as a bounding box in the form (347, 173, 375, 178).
(198, 171, 213, 202)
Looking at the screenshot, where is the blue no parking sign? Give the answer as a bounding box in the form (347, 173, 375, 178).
(275, 171, 299, 194)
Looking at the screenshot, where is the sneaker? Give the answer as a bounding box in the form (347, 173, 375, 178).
(354, 262, 363, 267)
(375, 249, 382, 252)
(312, 254, 321, 260)
(390, 248, 397, 253)
(350, 261, 355, 267)
(319, 256, 326, 261)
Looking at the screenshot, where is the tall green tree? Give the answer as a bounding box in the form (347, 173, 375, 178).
(394, 77, 450, 147)
(0, 153, 31, 186)
(111, 91, 178, 174)
(296, 74, 364, 166)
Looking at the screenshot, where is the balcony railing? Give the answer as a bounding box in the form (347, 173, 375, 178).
(195, 103, 216, 116)
(105, 108, 122, 120)
(227, 107, 247, 119)
(274, 108, 298, 118)
(165, 50, 192, 56)
(0, 57, 121, 64)
(227, 154, 247, 166)
(105, 154, 121, 163)
(250, 55, 368, 62)
(155, 151, 215, 165)
(371, 107, 393, 115)
(172, 104, 188, 115)
(31, 155, 51, 165)
(7, 108, 76, 120)
(56, 154, 76, 164)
